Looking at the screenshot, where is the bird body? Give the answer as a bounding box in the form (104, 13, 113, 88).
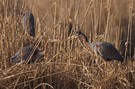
(90, 42, 124, 62)
(76, 31, 124, 62)
(22, 11, 35, 37)
(10, 46, 44, 63)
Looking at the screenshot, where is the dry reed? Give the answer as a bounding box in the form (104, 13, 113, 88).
(0, 0, 135, 89)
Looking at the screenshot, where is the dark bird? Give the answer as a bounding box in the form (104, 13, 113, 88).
(10, 46, 44, 64)
(22, 11, 35, 37)
(120, 42, 134, 59)
(76, 31, 124, 62)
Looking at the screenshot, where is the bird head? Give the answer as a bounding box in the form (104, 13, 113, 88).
(76, 31, 89, 42)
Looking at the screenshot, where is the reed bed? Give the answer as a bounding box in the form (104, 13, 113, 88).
(0, 0, 135, 89)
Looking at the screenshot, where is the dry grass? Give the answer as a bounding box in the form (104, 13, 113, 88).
(0, 0, 135, 89)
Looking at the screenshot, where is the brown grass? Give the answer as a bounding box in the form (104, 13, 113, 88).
(0, 0, 135, 89)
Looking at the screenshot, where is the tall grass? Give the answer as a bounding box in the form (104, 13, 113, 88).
(0, 0, 135, 89)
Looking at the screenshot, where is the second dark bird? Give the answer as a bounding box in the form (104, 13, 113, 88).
(10, 46, 44, 64)
(76, 31, 124, 62)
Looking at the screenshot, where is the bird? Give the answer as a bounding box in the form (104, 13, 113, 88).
(22, 11, 35, 37)
(120, 42, 134, 59)
(76, 31, 124, 62)
(10, 46, 44, 64)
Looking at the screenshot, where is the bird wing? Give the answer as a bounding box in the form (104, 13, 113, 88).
(29, 13, 35, 37)
(22, 14, 29, 30)
(10, 46, 32, 62)
(32, 52, 44, 63)
(97, 42, 123, 61)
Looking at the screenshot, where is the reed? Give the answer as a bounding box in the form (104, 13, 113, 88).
(0, 0, 135, 89)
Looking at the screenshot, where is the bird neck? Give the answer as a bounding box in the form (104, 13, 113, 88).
(78, 36, 94, 51)
(78, 34, 88, 42)
(84, 42, 91, 49)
